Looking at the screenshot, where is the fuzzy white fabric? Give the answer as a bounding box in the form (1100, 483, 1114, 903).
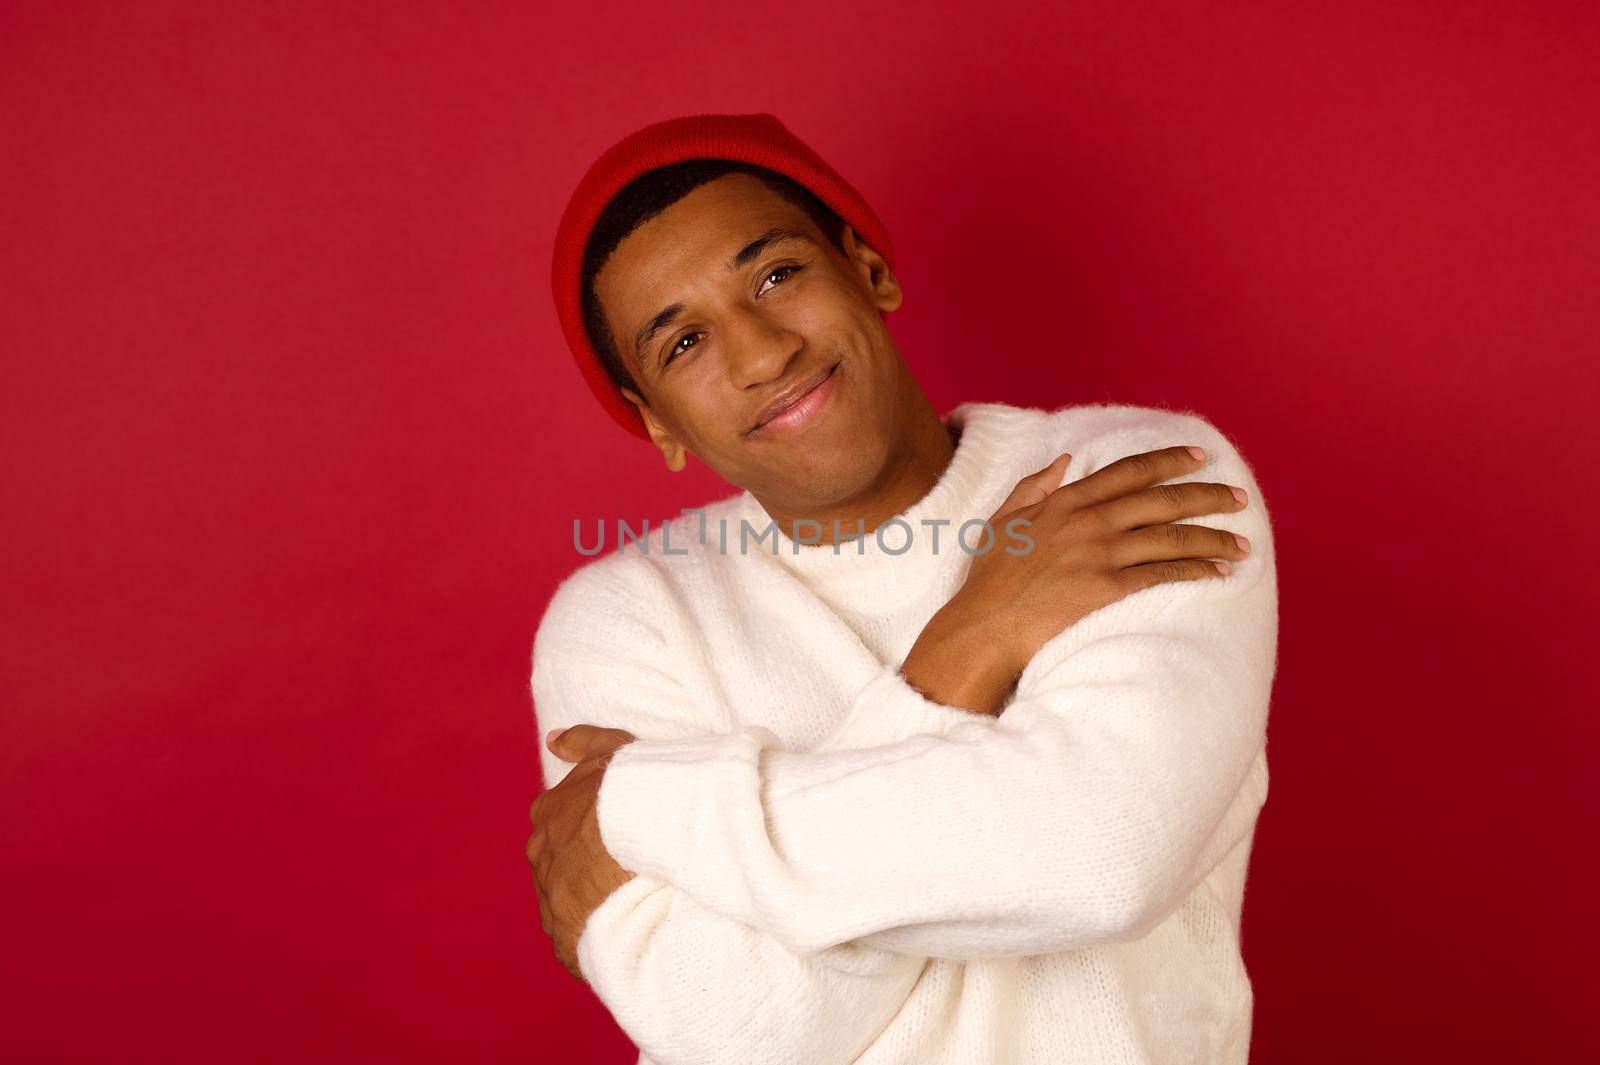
(533, 401, 1279, 1065)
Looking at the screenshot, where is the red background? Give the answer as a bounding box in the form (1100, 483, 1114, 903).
(3, 2, 1595, 1061)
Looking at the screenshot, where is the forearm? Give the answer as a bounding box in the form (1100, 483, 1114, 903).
(576, 874, 923, 1065)
(597, 581, 1275, 959)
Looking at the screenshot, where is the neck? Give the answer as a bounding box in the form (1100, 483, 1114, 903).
(756, 393, 959, 545)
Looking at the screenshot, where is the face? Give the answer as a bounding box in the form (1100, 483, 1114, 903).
(592, 173, 916, 512)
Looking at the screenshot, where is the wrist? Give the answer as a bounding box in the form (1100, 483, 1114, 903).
(901, 597, 1021, 715)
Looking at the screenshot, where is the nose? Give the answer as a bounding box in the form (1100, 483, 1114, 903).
(722, 303, 804, 390)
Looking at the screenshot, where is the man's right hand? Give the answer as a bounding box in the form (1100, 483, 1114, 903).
(899, 444, 1253, 715)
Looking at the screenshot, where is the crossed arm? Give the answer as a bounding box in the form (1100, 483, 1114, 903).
(529, 411, 1277, 1063)
(534, 690, 929, 1065)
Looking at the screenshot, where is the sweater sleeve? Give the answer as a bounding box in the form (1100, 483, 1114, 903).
(531, 589, 925, 1065)
(571, 877, 923, 1065)
(591, 409, 1280, 960)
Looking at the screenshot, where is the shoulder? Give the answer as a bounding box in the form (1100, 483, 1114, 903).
(1077, 398, 1273, 538)
(1043, 401, 1259, 474)
(1057, 401, 1278, 601)
(958, 398, 1256, 464)
(534, 489, 748, 662)
(962, 400, 1268, 498)
(1028, 402, 1270, 515)
(537, 551, 654, 642)
(990, 399, 1276, 585)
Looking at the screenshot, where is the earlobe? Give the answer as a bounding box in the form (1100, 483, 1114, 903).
(623, 387, 688, 474)
(842, 225, 903, 313)
(875, 269, 903, 313)
(650, 425, 687, 472)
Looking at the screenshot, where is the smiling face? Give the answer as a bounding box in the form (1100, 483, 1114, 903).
(591, 172, 924, 513)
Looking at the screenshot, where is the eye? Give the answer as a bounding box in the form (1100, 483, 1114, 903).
(661, 264, 806, 367)
(663, 331, 701, 366)
(757, 263, 804, 296)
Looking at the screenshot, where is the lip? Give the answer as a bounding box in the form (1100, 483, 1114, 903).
(747, 361, 841, 437)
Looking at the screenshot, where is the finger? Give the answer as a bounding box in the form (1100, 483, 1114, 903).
(536, 882, 554, 937)
(1057, 445, 1208, 509)
(1097, 480, 1247, 533)
(548, 725, 612, 761)
(550, 725, 637, 762)
(1111, 522, 1251, 568)
(525, 831, 542, 867)
(990, 452, 1072, 520)
(1117, 557, 1232, 595)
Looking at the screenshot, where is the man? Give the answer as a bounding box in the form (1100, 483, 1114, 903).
(527, 112, 1277, 1065)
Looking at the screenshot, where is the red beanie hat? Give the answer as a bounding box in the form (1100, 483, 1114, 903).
(550, 112, 897, 440)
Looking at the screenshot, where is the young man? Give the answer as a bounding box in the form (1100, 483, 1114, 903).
(527, 112, 1278, 1065)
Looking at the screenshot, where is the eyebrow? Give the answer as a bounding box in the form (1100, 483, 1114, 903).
(632, 227, 814, 365)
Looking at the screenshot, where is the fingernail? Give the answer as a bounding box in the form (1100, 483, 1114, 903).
(1234, 534, 1250, 552)
(1186, 446, 1206, 461)
(1230, 486, 1248, 504)
(1213, 560, 1231, 575)
(549, 728, 567, 743)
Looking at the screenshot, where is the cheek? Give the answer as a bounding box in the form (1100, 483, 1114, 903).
(841, 314, 895, 388)
(652, 386, 742, 465)
(794, 271, 867, 326)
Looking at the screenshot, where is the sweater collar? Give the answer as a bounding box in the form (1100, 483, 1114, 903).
(730, 401, 1036, 613)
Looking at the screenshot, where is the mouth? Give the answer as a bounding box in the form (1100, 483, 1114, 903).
(746, 360, 842, 438)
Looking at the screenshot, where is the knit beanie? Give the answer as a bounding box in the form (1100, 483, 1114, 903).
(550, 112, 897, 440)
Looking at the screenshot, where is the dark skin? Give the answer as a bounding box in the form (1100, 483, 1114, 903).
(527, 173, 1255, 982)
(597, 172, 956, 533)
(527, 725, 635, 984)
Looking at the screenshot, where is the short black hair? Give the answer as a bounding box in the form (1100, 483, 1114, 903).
(580, 159, 848, 398)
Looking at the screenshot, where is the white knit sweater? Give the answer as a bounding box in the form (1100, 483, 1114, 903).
(532, 400, 1279, 1065)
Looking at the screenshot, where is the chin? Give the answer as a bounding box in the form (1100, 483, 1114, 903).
(795, 437, 890, 502)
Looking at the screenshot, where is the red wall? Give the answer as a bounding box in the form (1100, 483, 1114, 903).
(3, 2, 1594, 1061)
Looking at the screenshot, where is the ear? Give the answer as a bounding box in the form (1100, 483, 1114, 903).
(621, 386, 688, 473)
(840, 224, 903, 313)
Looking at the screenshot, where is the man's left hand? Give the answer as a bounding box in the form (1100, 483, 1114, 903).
(527, 724, 638, 984)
